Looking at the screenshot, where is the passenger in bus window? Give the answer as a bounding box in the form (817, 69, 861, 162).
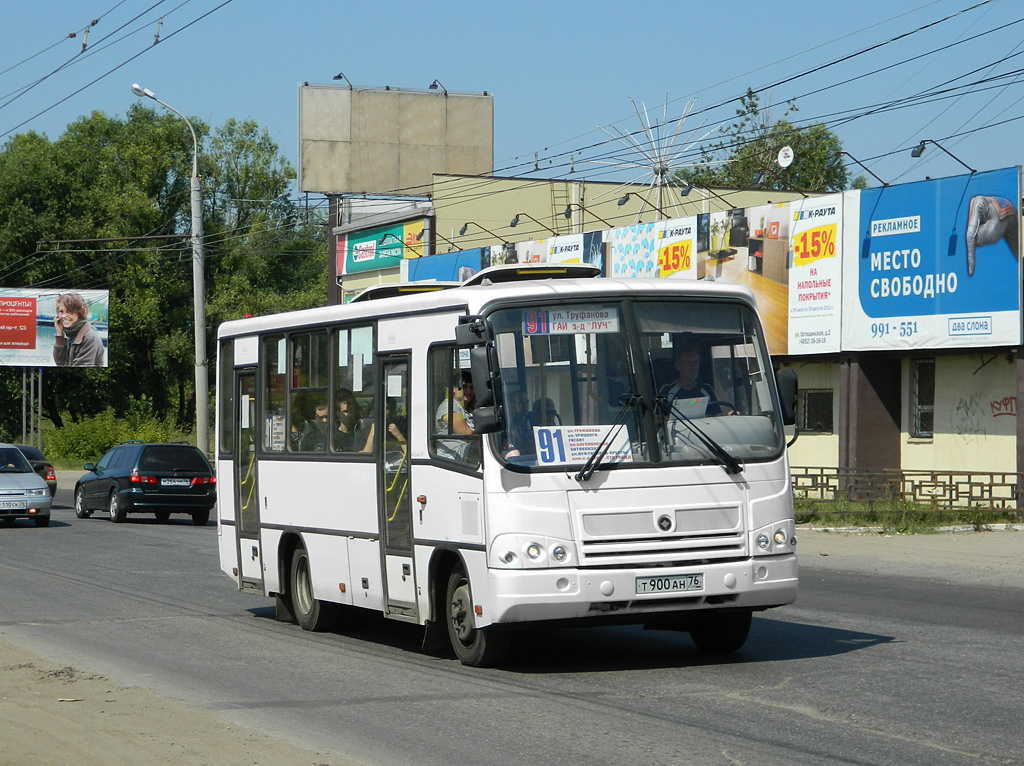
(434, 371, 475, 461)
(658, 343, 734, 416)
(332, 389, 362, 452)
(361, 398, 407, 453)
(299, 402, 330, 451)
(527, 397, 561, 429)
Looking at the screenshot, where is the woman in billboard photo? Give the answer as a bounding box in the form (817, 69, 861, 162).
(52, 292, 105, 367)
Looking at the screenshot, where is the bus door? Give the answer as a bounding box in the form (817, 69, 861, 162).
(376, 355, 417, 620)
(234, 369, 263, 591)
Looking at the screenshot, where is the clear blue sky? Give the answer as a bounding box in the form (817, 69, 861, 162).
(3, 0, 1023, 194)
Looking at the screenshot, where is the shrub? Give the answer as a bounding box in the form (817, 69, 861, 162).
(47, 398, 193, 464)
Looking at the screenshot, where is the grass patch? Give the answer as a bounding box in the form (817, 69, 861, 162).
(796, 498, 1023, 532)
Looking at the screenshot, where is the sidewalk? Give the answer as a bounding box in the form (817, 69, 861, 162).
(797, 527, 1024, 587)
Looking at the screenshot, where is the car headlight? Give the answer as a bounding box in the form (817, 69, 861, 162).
(26, 488, 47, 497)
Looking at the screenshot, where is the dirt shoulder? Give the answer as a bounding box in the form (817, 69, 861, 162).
(796, 527, 1024, 587)
(0, 641, 355, 766)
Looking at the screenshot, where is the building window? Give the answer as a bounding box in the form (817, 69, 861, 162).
(912, 358, 935, 438)
(800, 389, 834, 433)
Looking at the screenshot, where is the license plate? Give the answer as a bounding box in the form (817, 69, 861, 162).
(160, 478, 191, 487)
(0, 500, 28, 510)
(635, 573, 703, 594)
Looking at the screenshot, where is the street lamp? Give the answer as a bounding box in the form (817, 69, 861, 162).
(131, 83, 208, 455)
(909, 139, 975, 174)
(509, 212, 557, 235)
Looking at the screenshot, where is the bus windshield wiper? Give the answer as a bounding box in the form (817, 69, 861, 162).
(575, 393, 642, 482)
(658, 396, 743, 475)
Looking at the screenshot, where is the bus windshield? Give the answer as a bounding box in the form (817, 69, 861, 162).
(487, 298, 785, 470)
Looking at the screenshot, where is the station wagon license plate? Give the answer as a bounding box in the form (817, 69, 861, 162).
(635, 573, 703, 595)
(0, 500, 28, 510)
(160, 478, 191, 487)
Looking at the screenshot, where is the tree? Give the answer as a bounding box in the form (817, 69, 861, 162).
(679, 89, 849, 194)
(0, 108, 327, 442)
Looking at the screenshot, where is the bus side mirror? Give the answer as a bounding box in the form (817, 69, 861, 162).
(469, 345, 505, 433)
(470, 345, 498, 408)
(471, 405, 502, 434)
(776, 368, 798, 426)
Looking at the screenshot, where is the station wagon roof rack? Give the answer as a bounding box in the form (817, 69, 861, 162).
(460, 263, 601, 286)
(349, 281, 461, 303)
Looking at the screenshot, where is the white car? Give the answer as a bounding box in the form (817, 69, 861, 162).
(0, 443, 53, 527)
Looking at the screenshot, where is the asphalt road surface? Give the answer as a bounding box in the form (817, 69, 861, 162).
(1, 478, 1022, 766)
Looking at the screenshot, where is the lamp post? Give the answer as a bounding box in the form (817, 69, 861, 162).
(131, 83, 208, 455)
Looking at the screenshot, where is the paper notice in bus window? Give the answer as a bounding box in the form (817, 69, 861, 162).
(270, 414, 285, 450)
(387, 373, 403, 398)
(523, 307, 619, 336)
(672, 396, 708, 418)
(241, 395, 251, 429)
(533, 425, 633, 466)
(352, 353, 363, 391)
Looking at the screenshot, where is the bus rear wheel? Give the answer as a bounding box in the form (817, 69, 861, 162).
(688, 610, 752, 654)
(289, 544, 337, 632)
(445, 567, 510, 667)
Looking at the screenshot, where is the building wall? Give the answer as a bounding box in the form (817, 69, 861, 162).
(785, 360, 840, 467)
(901, 354, 1018, 473)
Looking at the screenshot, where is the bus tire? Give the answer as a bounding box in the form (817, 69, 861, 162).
(445, 566, 511, 667)
(689, 610, 752, 654)
(290, 544, 337, 632)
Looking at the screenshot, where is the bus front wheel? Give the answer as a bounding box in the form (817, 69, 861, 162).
(289, 545, 338, 632)
(445, 567, 510, 667)
(688, 610, 752, 654)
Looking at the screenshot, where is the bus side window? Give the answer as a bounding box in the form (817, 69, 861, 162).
(428, 346, 480, 467)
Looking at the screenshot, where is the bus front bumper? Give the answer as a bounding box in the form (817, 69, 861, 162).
(484, 554, 797, 626)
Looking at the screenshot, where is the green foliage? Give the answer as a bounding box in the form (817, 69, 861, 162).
(679, 88, 849, 193)
(0, 107, 327, 440)
(796, 499, 1022, 532)
(46, 397, 192, 464)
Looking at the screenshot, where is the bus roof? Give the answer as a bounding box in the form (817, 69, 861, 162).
(218, 277, 759, 339)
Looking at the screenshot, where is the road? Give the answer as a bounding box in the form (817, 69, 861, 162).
(1, 479, 1022, 766)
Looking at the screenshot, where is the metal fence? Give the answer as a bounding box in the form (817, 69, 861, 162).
(791, 466, 1024, 511)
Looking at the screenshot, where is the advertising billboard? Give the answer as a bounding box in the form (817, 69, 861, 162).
(337, 220, 425, 276)
(787, 194, 844, 354)
(841, 167, 1021, 350)
(0, 288, 109, 368)
(402, 249, 487, 282)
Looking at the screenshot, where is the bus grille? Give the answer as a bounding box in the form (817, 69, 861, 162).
(578, 507, 746, 567)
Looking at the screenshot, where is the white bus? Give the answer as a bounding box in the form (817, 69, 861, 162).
(216, 265, 799, 666)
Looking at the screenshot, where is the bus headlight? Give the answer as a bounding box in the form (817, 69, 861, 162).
(752, 521, 794, 555)
(491, 535, 576, 569)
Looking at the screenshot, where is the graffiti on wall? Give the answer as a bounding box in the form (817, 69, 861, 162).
(953, 393, 987, 444)
(990, 396, 1017, 417)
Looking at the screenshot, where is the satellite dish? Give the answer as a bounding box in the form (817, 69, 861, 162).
(777, 146, 794, 169)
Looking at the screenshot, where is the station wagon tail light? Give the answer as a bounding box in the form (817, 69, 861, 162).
(191, 476, 215, 486)
(129, 471, 158, 484)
